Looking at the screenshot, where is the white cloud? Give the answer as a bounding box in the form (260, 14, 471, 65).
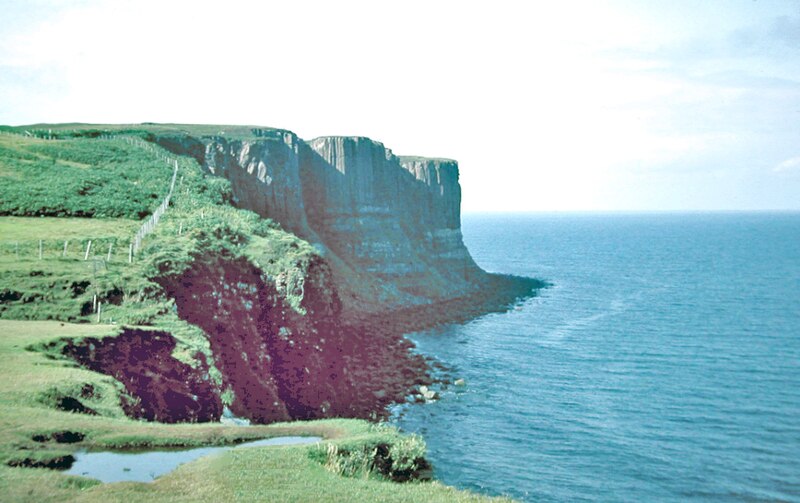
(774, 157, 800, 173)
(0, 0, 799, 210)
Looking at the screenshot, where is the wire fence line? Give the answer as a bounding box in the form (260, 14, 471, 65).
(131, 160, 178, 255)
(0, 237, 129, 262)
(2, 130, 183, 261)
(0, 129, 56, 140)
(120, 135, 181, 256)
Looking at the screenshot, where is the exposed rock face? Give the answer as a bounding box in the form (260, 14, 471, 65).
(204, 132, 312, 238)
(155, 130, 488, 318)
(154, 253, 430, 423)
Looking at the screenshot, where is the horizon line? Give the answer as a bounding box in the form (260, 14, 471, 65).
(461, 209, 800, 215)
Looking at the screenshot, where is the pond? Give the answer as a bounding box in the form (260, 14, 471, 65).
(64, 436, 322, 483)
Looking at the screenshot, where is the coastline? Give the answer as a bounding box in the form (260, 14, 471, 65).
(343, 273, 547, 420)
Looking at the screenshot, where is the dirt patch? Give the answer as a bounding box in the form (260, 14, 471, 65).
(69, 280, 91, 296)
(155, 255, 430, 424)
(32, 431, 85, 444)
(7, 455, 76, 470)
(80, 383, 97, 399)
(0, 289, 23, 302)
(55, 396, 97, 415)
(60, 328, 222, 423)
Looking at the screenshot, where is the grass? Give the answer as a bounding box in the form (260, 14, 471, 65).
(0, 320, 510, 502)
(0, 135, 176, 219)
(0, 217, 139, 242)
(3, 123, 292, 141)
(398, 155, 458, 164)
(0, 134, 315, 367)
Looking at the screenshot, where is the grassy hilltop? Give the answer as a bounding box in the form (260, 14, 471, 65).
(0, 128, 511, 502)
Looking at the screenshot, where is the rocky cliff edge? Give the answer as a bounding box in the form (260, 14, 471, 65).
(154, 128, 491, 321)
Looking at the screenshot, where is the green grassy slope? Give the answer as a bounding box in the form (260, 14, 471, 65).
(2, 123, 289, 141)
(0, 132, 310, 368)
(0, 134, 176, 218)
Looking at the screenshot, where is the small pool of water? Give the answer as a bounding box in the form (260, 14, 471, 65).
(64, 436, 322, 483)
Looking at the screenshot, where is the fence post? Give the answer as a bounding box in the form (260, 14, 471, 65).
(128, 242, 133, 263)
(107, 242, 113, 261)
(84, 240, 92, 260)
(63, 240, 68, 257)
(38, 240, 43, 260)
(97, 302, 102, 323)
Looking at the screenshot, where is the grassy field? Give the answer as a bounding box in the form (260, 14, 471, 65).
(0, 134, 178, 219)
(0, 134, 306, 363)
(2, 123, 291, 141)
(0, 320, 508, 502)
(0, 217, 139, 242)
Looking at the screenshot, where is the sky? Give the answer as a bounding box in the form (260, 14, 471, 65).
(1, 0, 798, 212)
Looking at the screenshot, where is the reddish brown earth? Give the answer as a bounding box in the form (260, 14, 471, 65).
(61, 328, 222, 423)
(58, 253, 541, 425)
(153, 254, 433, 423)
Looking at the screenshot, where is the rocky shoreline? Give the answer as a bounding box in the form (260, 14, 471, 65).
(52, 250, 543, 425)
(343, 273, 546, 419)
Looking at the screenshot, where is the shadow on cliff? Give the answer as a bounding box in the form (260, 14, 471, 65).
(296, 138, 493, 316)
(153, 130, 500, 318)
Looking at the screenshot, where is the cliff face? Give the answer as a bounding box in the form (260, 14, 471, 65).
(205, 131, 311, 238)
(156, 130, 487, 318)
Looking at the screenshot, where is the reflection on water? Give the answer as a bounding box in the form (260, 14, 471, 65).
(65, 436, 321, 483)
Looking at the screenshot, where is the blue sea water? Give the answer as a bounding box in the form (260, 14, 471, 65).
(392, 213, 800, 502)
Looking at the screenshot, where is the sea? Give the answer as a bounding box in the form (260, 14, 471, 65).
(392, 212, 800, 502)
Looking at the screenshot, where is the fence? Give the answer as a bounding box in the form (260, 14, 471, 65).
(1, 131, 182, 260)
(1, 238, 131, 262)
(81, 134, 181, 257)
(0, 129, 63, 140)
(131, 153, 179, 256)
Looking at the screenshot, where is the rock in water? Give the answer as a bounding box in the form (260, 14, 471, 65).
(419, 385, 439, 401)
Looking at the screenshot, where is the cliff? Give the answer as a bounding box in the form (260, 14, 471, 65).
(153, 129, 488, 320)
(0, 124, 542, 425)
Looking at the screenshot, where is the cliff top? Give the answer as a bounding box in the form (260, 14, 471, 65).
(306, 137, 457, 164)
(398, 155, 458, 165)
(2, 124, 458, 164)
(2, 123, 293, 141)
